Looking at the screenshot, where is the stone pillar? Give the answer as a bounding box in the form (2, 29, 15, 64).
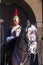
(0, 0, 1, 3)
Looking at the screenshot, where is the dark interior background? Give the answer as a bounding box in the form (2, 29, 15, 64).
(0, 2, 37, 43)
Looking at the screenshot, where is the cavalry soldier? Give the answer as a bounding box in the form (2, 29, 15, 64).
(6, 8, 22, 42)
(5, 9, 22, 65)
(26, 20, 38, 65)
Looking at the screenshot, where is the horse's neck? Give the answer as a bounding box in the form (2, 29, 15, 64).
(14, 30, 27, 61)
(17, 50, 26, 61)
(17, 39, 27, 61)
(19, 30, 26, 43)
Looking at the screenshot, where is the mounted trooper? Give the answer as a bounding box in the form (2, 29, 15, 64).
(26, 20, 38, 65)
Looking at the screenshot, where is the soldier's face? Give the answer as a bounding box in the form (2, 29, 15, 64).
(13, 20, 19, 25)
(27, 20, 30, 26)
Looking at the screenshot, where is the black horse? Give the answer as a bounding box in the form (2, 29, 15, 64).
(4, 29, 30, 65)
(1, 29, 38, 65)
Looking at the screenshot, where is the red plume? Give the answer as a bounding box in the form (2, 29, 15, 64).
(14, 8, 18, 16)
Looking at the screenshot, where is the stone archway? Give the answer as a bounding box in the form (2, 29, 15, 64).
(1, 0, 37, 39)
(1, 1, 37, 65)
(9, 2, 37, 26)
(1, 0, 37, 25)
(0, 2, 37, 40)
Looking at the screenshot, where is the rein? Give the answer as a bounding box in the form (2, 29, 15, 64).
(15, 52, 28, 65)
